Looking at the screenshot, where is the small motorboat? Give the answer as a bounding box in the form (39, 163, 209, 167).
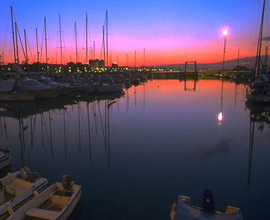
(0, 167, 48, 220)
(7, 175, 81, 220)
(170, 190, 243, 220)
(0, 149, 11, 170)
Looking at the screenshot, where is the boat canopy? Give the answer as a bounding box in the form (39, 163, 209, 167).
(175, 201, 243, 220)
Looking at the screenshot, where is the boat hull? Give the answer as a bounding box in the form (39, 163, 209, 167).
(0, 93, 36, 102)
(35, 89, 61, 99)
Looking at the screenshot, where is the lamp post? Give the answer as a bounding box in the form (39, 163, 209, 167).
(222, 29, 228, 71)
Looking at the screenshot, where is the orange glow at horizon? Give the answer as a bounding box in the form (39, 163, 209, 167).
(1, 34, 256, 66)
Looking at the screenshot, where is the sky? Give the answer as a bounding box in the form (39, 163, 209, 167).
(0, 0, 269, 66)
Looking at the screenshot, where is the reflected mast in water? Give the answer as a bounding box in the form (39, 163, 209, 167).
(87, 103, 92, 162)
(78, 102, 81, 152)
(248, 115, 255, 189)
(63, 109, 67, 160)
(48, 111, 53, 158)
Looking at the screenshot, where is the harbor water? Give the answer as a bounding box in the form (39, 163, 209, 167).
(0, 79, 269, 220)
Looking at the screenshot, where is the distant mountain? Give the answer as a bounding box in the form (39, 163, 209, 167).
(160, 56, 262, 70)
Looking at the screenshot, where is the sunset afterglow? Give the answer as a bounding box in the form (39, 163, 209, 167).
(0, 0, 269, 65)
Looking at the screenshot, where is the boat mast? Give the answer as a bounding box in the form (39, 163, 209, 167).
(75, 22, 78, 63)
(134, 50, 136, 67)
(255, 0, 266, 77)
(59, 14, 63, 64)
(10, 6, 17, 64)
(15, 22, 19, 64)
(103, 25, 105, 63)
(264, 46, 268, 67)
(93, 41, 95, 60)
(143, 48, 146, 67)
(105, 11, 109, 67)
(36, 28, 39, 64)
(36, 28, 40, 72)
(24, 29, 28, 64)
(44, 17, 48, 64)
(237, 49, 240, 67)
(86, 13, 88, 65)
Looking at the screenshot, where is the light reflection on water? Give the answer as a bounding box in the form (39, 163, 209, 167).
(0, 79, 269, 220)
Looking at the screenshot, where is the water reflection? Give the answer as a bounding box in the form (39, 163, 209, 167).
(0, 80, 269, 220)
(245, 101, 270, 189)
(218, 80, 224, 125)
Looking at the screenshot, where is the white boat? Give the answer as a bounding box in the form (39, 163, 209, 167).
(98, 83, 123, 94)
(0, 80, 36, 102)
(36, 77, 76, 96)
(170, 192, 243, 220)
(0, 167, 48, 220)
(0, 149, 11, 170)
(7, 175, 81, 220)
(18, 78, 61, 99)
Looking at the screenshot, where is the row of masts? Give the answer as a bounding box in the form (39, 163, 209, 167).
(8, 6, 148, 68)
(9, 6, 113, 67)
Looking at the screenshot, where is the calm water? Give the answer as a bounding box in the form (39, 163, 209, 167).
(0, 79, 269, 220)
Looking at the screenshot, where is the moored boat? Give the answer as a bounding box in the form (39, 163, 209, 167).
(18, 78, 61, 99)
(6, 175, 81, 220)
(0, 149, 11, 170)
(0, 92, 36, 102)
(0, 167, 48, 220)
(170, 190, 243, 220)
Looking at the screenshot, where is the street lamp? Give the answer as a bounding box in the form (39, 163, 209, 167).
(222, 29, 228, 71)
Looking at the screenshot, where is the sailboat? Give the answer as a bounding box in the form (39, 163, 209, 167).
(0, 79, 36, 102)
(246, 0, 270, 103)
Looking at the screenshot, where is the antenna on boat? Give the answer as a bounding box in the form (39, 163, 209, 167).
(75, 22, 78, 64)
(86, 13, 88, 65)
(44, 17, 48, 64)
(59, 14, 63, 65)
(255, 0, 266, 77)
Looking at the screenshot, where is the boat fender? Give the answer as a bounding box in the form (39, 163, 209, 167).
(202, 190, 215, 213)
